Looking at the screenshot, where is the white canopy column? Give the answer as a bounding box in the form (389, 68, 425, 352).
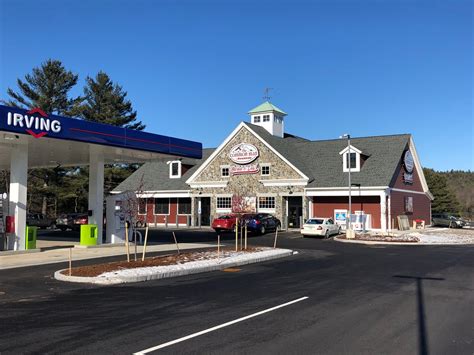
(88, 145, 104, 244)
(9, 141, 28, 250)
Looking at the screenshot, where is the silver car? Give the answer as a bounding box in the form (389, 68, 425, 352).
(431, 213, 466, 228)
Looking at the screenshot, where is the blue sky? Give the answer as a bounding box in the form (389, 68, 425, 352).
(1, 0, 472, 171)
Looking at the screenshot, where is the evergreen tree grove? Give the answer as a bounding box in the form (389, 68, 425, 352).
(424, 168, 462, 214)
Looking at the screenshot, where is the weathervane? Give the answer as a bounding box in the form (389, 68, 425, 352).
(263, 87, 273, 101)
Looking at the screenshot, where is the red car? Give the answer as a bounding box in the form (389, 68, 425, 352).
(212, 214, 239, 233)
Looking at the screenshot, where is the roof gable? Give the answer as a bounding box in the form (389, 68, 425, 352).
(186, 122, 308, 184)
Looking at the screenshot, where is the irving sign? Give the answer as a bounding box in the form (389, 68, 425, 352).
(7, 108, 61, 138)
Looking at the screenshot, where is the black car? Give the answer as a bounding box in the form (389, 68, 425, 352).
(431, 213, 466, 228)
(242, 213, 281, 235)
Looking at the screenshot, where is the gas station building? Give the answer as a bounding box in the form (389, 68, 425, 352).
(0, 105, 202, 251)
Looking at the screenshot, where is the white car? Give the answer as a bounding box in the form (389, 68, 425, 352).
(301, 218, 341, 238)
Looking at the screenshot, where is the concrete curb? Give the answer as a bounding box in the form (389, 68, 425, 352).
(55, 248, 294, 285)
(334, 236, 474, 246)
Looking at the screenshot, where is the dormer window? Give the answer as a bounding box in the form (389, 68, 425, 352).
(263, 114, 270, 122)
(346, 152, 357, 169)
(253, 116, 261, 123)
(339, 145, 362, 172)
(168, 160, 182, 178)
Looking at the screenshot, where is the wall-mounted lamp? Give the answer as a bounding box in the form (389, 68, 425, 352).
(3, 133, 19, 141)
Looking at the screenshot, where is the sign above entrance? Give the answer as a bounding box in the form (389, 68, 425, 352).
(0, 105, 202, 159)
(229, 143, 259, 164)
(230, 164, 259, 176)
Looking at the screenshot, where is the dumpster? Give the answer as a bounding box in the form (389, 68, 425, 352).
(25, 226, 38, 250)
(80, 224, 98, 246)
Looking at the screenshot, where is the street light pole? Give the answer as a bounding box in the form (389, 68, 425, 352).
(347, 135, 351, 230)
(340, 133, 352, 233)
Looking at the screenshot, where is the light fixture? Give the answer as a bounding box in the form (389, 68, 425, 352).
(3, 133, 19, 141)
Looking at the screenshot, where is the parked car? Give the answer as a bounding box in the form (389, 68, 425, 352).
(431, 213, 466, 228)
(56, 213, 70, 231)
(242, 213, 281, 235)
(56, 213, 89, 231)
(27, 213, 56, 229)
(212, 214, 239, 233)
(72, 214, 88, 230)
(301, 217, 341, 238)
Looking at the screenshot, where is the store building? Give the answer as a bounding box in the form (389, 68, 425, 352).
(113, 101, 432, 231)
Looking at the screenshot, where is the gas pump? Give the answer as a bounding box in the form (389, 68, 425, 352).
(106, 195, 126, 244)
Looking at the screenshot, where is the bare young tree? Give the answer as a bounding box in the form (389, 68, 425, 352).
(121, 173, 145, 261)
(232, 193, 255, 250)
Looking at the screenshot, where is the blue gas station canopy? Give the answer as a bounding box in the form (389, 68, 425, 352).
(0, 105, 202, 168)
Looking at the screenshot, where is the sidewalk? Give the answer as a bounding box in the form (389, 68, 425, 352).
(0, 242, 216, 270)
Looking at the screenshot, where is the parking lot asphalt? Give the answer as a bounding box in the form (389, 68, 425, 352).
(1, 230, 473, 355)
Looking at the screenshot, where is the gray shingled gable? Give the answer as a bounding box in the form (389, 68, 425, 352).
(114, 121, 411, 192)
(242, 123, 410, 187)
(294, 134, 411, 188)
(113, 148, 215, 192)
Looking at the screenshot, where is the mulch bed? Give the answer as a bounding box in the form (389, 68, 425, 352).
(338, 234, 419, 243)
(61, 246, 264, 277)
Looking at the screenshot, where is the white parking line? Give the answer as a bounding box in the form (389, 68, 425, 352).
(134, 296, 309, 354)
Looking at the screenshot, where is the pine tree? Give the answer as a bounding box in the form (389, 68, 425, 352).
(79, 71, 145, 130)
(1, 59, 83, 215)
(2, 59, 83, 115)
(424, 168, 462, 214)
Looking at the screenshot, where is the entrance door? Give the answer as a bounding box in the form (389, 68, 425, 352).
(288, 196, 303, 228)
(200, 197, 211, 226)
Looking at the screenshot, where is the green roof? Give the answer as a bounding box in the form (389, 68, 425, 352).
(248, 101, 287, 115)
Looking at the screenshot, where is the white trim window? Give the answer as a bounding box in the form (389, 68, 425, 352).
(404, 196, 413, 213)
(154, 198, 170, 215)
(168, 161, 182, 179)
(221, 165, 230, 177)
(253, 115, 261, 123)
(339, 145, 361, 172)
(216, 196, 232, 211)
(138, 198, 147, 215)
(258, 196, 275, 211)
(261, 164, 271, 176)
(263, 114, 270, 122)
(177, 198, 191, 215)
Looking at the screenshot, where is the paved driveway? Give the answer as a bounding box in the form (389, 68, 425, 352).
(1, 231, 473, 354)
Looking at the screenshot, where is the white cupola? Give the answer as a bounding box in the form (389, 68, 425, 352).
(248, 101, 287, 138)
